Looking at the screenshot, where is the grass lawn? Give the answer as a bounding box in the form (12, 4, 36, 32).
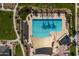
(0, 11, 16, 40)
(15, 44, 23, 56)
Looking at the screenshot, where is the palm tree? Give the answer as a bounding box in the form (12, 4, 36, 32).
(58, 10, 60, 17)
(50, 8, 53, 17)
(34, 9, 38, 17)
(40, 9, 43, 18)
(46, 9, 48, 17)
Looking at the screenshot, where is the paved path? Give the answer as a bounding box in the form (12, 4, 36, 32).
(13, 3, 25, 56)
(75, 3, 78, 56)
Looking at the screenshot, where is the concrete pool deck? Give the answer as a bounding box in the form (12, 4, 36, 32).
(31, 37, 53, 49)
(27, 13, 69, 50)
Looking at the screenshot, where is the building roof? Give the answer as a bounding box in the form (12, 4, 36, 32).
(59, 35, 71, 46)
(35, 47, 52, 55)
(0, 46, 11, 56)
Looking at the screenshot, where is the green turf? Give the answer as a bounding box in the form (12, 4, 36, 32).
(0, 11, 16, 40)
(15, 44, 23, 56)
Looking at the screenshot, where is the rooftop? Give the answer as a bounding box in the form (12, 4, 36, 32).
(0, 46, 11, 56)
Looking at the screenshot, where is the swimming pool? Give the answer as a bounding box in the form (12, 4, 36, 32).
(32, 19, 62, 38)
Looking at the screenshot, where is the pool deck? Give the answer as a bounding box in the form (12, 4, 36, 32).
(27, 13, 69, 52)
(32, 37, 53, 49)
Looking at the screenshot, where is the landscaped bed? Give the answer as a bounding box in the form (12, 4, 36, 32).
(0, 11, 16, 40)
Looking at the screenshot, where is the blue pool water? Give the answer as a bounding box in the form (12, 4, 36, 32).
(32, 19, 62, 38)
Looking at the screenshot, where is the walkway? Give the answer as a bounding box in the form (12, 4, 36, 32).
(13, 3, 25, 56)
(76, 3, 78, 56)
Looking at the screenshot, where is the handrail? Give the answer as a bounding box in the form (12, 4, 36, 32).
(57, 33, 67, 41)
